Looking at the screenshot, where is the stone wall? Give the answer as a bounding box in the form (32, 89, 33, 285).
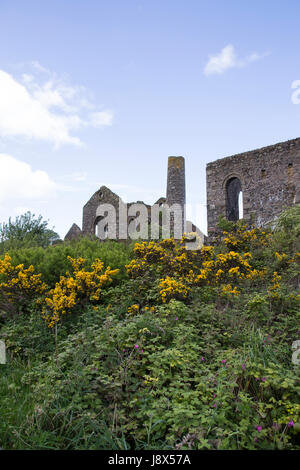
(82, 185, 153, 239)
(206, 137, 300, 241)
(64, 223, 82, 241)
(80, 157, 187, 240)
(64, 156, 203, 242)
(166, 156, 186, 236)
(82, 186, 121, 236)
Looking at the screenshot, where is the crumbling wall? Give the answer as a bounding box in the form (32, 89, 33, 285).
(82, 186, 121, 236)
(82, 185, 153, 239)
(64, 223, 82, 241)
(206, 137, 300, 241)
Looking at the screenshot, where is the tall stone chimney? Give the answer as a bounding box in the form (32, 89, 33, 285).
(166, 156, 186, 237)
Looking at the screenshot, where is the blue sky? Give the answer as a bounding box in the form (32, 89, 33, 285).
(0, 0, 300, 237)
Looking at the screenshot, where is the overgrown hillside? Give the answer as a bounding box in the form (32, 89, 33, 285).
(0, 208, 300, 450)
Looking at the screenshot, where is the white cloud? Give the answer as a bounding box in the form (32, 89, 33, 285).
(89, 111, 114, 127)
(0, 66, 113, 147)
(0, 153, 57, 204)
(30, 60, 50, 74)
(204, 44, 268, 75)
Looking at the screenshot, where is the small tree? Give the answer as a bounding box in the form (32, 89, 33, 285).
(0, 212, 59, 253)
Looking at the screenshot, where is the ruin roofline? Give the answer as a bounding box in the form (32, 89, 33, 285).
(206, 136, 300, 167)
(82, 185, 122, 208)
(83, 184, 165, 209)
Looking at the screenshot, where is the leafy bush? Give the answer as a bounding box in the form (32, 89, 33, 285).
(0, 212, 59, 253)
(3, 237, 132, 286)
(0, 254, 47, 316)
(0, 208, 299, 450)
(42, 256, 119, 327)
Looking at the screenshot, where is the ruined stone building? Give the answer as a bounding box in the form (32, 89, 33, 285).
(65, 136, 300, 244)
(64, 156, 200, 242)
(206, 137, 300, 241)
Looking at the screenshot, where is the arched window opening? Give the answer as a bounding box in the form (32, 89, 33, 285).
(94, 216, 101, 236)
(226, 177, 243, 221)
(238, 190, 243, 219)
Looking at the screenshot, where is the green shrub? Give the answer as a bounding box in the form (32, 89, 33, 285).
(0, 212, 59, 254)
(0, 207, 300, 450)
(3, 237, 132, 287)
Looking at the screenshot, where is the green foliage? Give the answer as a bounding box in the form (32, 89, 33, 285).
(2, 296, 299, 450)
(4, 237, 132, 286)
(0, 212, 59, 254)
(0, 308, 57, 359)
(275, 205, 300, 235)
(0, 207, 300, 450)
(217, 216, 237, 233)
(272, 206, 300, 254)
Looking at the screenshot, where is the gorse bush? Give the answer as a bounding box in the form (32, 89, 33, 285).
(3, 237, 132, 287)
(0, 208, 299, 450)
(125, 229, 299, 308)
(42, 256, 119, 327)
(0, 254, 47, 316)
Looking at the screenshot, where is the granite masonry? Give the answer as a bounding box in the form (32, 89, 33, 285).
(65, 156, 196, 242)
(65, 137, 300, 244)
(64, 223, 82, 241)
(166, 156, 186, 236)
(206, 137, 300, 241)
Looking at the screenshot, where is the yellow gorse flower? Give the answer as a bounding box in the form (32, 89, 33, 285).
(125, 228, 269, 304)
(0, 254, 47, 314)
(268, 271, 282, 300)
(42, 256, 118, 327)
(128, 304, 140, 314)
(159, 276, 190, 303)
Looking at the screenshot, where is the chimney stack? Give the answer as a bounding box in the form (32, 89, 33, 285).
(166, 156, 186, 237)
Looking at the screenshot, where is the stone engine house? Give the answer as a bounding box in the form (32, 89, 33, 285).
(206, 137, 300, 240)
(64, 156, 199, 241)
(65, 136, 300, 243)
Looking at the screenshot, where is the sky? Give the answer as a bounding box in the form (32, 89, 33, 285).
(1, 0, 300, 238)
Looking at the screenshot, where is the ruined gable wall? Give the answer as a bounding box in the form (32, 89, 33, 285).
(82, 186, 154, 239)
(64, 223, 82, 241)
(82, 186, 121, 236)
